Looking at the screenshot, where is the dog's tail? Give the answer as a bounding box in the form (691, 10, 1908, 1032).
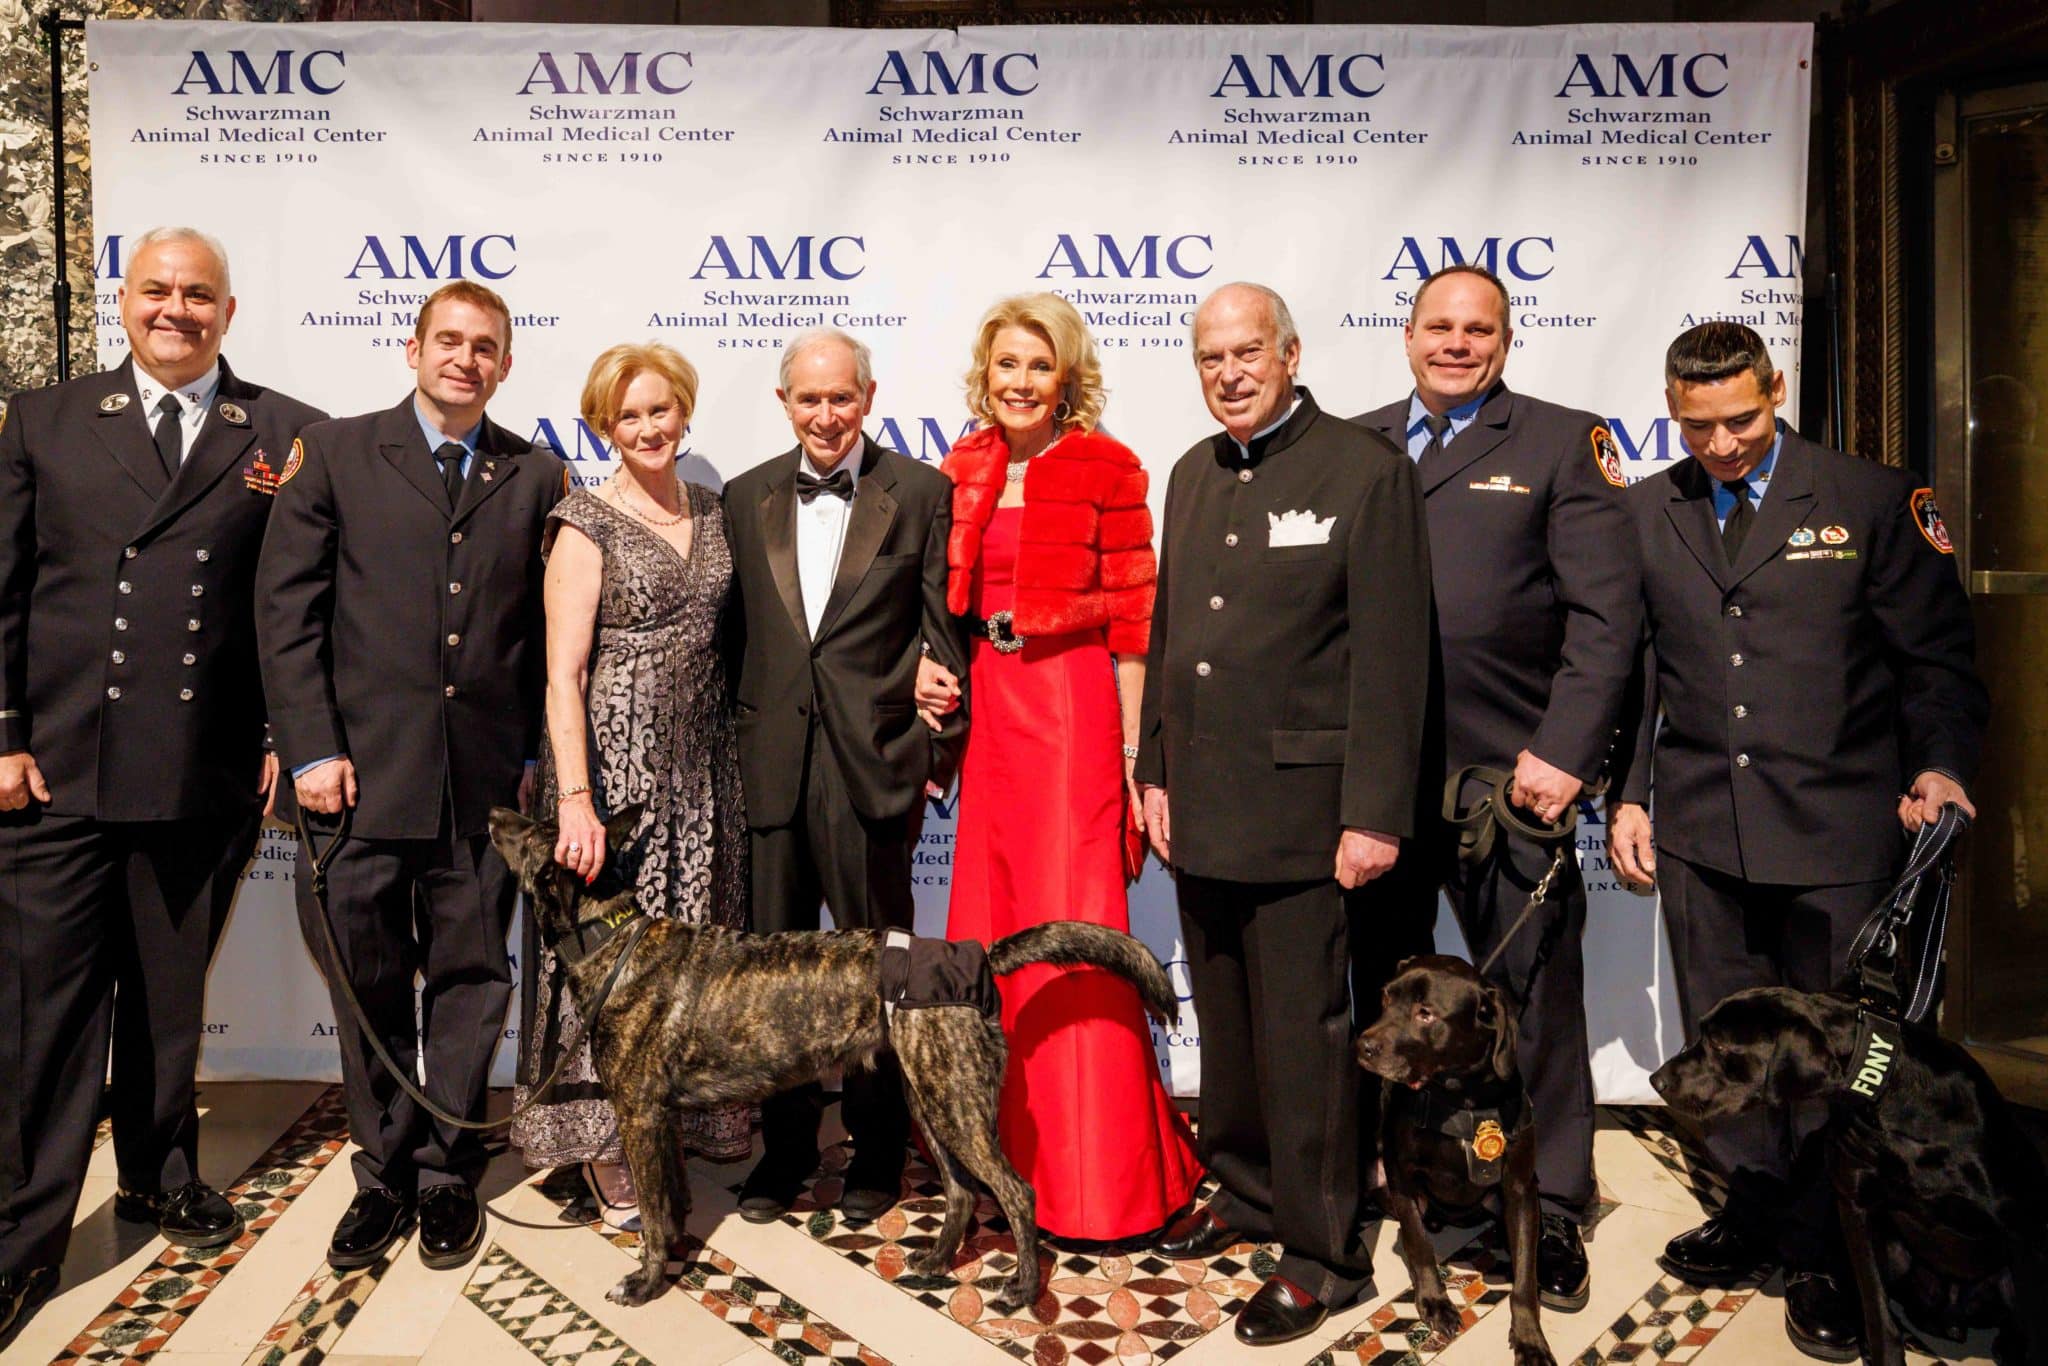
(987, 922, 1179, 1026)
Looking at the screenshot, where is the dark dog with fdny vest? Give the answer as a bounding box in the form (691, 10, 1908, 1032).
(1651, 986, 2048, 1365)
(489, 805, 1179, 1310)
(1355, 954, 1558, 1366)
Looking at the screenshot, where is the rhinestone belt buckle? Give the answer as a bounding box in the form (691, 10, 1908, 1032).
(985, 610, 1026, 654)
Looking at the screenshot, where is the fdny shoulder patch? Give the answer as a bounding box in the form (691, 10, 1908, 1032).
(1590, 425, 1626, 489)
(278, 438, 305, 488)
(1910, 488, 1954, 554)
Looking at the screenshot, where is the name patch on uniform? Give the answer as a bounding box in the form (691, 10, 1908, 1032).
(1910, 488, 1954, 554)
(278, 438, 304, 488)
(1268, 508, 1335, 547)
(1590, 425, 1626, 488)
(1468, 474, 1532, 495)
(1785, 548, 1858, 562)
(243, 450, 280, 496)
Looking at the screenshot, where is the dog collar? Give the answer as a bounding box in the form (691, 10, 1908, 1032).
(557, 894, 646, 968)
(1843, 1007, 1903, 1107)
(1413, 1077, 1530, 1187)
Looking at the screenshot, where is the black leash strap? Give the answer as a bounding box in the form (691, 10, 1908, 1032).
(1442, 765, 1584, 982)
(1842, 801, 1969, 1027)
(295, 808, 649, 1132)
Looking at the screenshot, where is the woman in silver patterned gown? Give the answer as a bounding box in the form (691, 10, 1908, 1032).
(512, 342, 749, 1229)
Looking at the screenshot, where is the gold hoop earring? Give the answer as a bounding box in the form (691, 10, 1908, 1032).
(1054, 400, 1074, 424)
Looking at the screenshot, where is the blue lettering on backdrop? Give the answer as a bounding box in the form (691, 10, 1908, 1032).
(872, 416, 980, 463)
(1209, 53, 1384, 99)
(1037, 233, 1213, 280)
(528, 418, 615, 463)
(866, 50, 1039, 97)
(1604, 418, 1678, 466)
(1555, 52, 1728, 99)
(96, 234, 124, 281)
(173, 49, 346, 95)
(1728, 234, 1803, 279)
(691, 235, 865, 281)
(517, 51, 693, 96)
(1382, 236, 1555, 282)
(346, 234, 518, 281)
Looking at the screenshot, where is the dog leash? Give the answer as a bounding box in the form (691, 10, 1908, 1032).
(1442, 765, 1586, 982)
(1842, 801, 1970, 1027)
(295, 808, 651, 1132)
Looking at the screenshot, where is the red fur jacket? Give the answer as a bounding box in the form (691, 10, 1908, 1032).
(941, 425, 1156, 656)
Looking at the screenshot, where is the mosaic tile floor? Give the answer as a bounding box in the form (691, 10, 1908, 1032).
(6, 1087, 1996, 1365)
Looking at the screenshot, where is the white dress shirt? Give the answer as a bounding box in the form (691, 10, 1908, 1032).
(133, 361, 222, 465)
(795, 451, 861, 637)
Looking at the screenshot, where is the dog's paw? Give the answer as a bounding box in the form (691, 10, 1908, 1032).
(606, 1271, 666, 1306)
(1510, 1337, 1557, 1366)
(988, 1274, 1042, 1315)
(1417, 1291, 1463, 1342)
(907, 1247, 953, 1278)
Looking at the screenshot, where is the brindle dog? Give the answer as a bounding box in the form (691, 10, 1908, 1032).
(490, 806, 1179, 1310)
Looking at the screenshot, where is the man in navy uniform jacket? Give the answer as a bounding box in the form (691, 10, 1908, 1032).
(1609, 321, 1986, 1362)
(0, 227, 324, 1347)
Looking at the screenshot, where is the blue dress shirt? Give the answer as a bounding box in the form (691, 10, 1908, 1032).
(1404, 391, 1487, 461)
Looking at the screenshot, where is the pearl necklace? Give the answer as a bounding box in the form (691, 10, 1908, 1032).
(611, 477, 686, 527)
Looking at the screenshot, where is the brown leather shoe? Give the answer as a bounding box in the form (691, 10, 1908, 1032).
(1153, 1206, 1240, 1259)
(1234, 1275, 1330, 1346)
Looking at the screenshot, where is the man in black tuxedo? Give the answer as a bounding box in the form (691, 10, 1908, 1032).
(0, 227, 324, 1345)
(722, 328, 968, 1223)
(1136, 283, 1432, 1346)
(1351, 264, 1641, 1310)
(258, 281, 564, 1273)
(1609, 322, 1985, 1362)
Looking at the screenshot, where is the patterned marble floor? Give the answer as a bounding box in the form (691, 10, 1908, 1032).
(9, 1084, 1998, 1366)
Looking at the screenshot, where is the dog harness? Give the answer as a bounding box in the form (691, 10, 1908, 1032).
(1412, 1077, 1532, 1187)
(877, 928, 1001, 1025)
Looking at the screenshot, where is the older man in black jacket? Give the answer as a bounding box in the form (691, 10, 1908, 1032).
(0, 227, 324, 1346)
(1352, 264, 1641, 1312)
(1137, 282, 1432, 1347)
(258, 281, 564, 1275)
(1609, 321, 1985, 1362)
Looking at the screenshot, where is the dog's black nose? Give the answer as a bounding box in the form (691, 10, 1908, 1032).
(1356, 1035, 1380, 1061)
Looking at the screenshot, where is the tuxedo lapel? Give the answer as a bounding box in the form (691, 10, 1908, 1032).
(815, 440, 898, 642)
(375, 396, 453, 517)
(85, 361, 170, 501)
(134, 360, 259, 540)
(758, 452, 809, 644)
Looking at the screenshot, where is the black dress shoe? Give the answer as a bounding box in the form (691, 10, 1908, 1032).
(1783, 1270, 1862, 1362)
(1536, 1212, 1591, 1311)
(327, 1188, 416, 1270)
(1234, 1275, 1330, 1346)
(0, 1265, 58, 1350)
(417, 1184, 484, 1270)
(1659, 1216, 1766, 1283)
(116, 1181, 244, 1249)
(838, 1157, 903, 1224)
(1154, 1206, 1240, 1259)
(738, 1154, 814, 1224)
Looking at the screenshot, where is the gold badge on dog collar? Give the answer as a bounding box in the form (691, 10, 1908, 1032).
(1472, 1117, 1507, 1163)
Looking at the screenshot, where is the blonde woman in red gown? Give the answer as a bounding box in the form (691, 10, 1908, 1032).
(917, 292, 1200, 1241)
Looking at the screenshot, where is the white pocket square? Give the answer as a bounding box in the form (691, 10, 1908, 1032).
(1267, 509, 1336, 547)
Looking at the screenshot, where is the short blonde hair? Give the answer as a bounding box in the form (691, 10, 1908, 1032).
(580, 342, 701, 434)
(963, 292, 1106, 434)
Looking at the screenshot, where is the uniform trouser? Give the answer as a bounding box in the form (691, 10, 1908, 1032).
(1449, 828, 1597, 1218)
(294, 810, 515, 1195)
(748, 723, 920, 1179)
(0, 803, 260, 1273)
(1179, 873, 1378, 1305)
(1657, 851, 1890, 1270)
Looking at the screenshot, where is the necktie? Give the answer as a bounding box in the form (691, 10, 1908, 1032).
(436, 442, 467, 511)
(1720, 478, 1753, 561)
(152, 393, 183, 484)
(796, 467, 854, 504)
(1418, 411, 1453, 466)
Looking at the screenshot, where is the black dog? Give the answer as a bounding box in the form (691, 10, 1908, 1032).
(490, 805, 1179, 1310)
(1651, 987, 2048, 1365)
(1355, 954, 1557, 1366)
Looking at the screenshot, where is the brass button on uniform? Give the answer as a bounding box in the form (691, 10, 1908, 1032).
(114, 617, 128, 631)
(195, 548, 210, 563)
(450, 532, 463, 545)
(1736, 753, 1752, 768)
(118, 581, 132, 595)
(1196, 662, 1212, 677)
(123, 546, 137, 559)
(449, 582, 462, 595)
(1237, 469, 1254, 484)
(106, 686, 121, 700)
(444, 684, 457, 698)
(1727, 604, 1744, 618)
(110, 650, 125, 664)
(1225, 533, 1239, 547)
(187, 618, 201, 631)
(179, 688, 193, 702)
(1732, 705, 1749, 718)
(446, 633, 461, 647)
(182, 653, 196, 666)
(190, 584, 204, 598)
(1729, 653, 1744, 667)
(1209, 595, 1224, 610)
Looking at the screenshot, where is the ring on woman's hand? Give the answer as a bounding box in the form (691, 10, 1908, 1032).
(567, 842, 581, 854)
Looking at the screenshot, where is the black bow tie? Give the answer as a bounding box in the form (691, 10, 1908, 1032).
(796, 467, 854, 503)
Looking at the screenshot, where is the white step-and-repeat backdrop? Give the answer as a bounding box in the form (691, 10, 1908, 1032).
(85, 20, 1812, 1100)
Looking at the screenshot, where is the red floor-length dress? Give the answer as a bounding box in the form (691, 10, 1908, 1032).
(946, 506, 1202, 1240)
